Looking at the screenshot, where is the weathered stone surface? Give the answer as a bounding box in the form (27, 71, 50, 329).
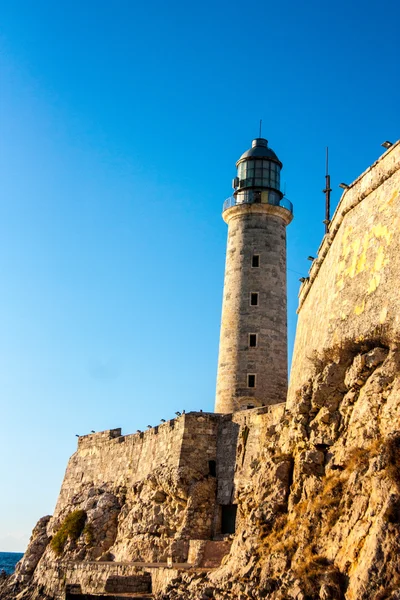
(288, 141, 400, 407)
(162, 346, 400, 600)
(215, 203, 291, 413)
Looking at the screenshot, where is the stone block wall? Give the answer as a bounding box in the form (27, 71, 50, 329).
(179, 413, 220, 475)
(215, 204, 291, 413)
(63, 562, 151, 595)
(188, 539, 232, 567)
(216, 404, 286, 506)
(55, 413, 220, 519)
(54, 420, 185, 517)
(288, 141, 400, 407)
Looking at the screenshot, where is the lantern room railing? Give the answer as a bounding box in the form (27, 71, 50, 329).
(222, 195, 293, 214)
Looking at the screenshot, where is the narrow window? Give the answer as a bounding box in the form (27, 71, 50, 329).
(252, 254, 260, 267)
(249, 333, 257, 347)
(248, 374, 256, 388)
(250, 292, 259, 306)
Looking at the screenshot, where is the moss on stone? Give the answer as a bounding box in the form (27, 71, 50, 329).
(50, 509, 87, 555)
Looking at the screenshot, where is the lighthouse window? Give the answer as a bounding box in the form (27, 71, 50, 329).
(250, 293, 259, 306)
(247, 374, 256, 388)
(251, 255, 260, 267)
(249, 334, 258, 347)
(238, 160, 280, 190)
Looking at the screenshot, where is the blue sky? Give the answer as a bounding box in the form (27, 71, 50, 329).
(0, 0, 398, 551)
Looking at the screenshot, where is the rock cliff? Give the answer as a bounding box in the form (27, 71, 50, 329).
(1, 343, 399, 599)
(163, 344, 400, 599)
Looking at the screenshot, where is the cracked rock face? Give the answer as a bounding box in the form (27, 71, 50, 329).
(0, 465, 216, 599)
(162, 345, 400, 600)
(1, 345, 399, 600)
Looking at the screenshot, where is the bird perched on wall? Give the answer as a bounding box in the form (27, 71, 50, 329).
(136, 430, 142, 433)
(147, 425, 152, 428)
(160, 419, 166, 423)
(175, 411, 181, 416)
(75, 434, 79, 437)
(182, 410, 185, 414)
(91, 430, 95, 433)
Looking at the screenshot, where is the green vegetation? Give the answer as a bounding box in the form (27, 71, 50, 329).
(50, 509, 87, 555)
(83, 522, 95, 544)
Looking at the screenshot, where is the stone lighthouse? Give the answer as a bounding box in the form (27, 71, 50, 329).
(215, 137, 293, 414)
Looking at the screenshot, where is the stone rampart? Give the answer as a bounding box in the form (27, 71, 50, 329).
(288, 141, 400, 407)
(216, 404, 286, 505)
(54, 414, 220, 520)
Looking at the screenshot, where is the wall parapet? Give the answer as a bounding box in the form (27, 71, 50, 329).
(77, 428, 122, 449)
(76, 412, 222, 451)
(298, 140, 400, 312)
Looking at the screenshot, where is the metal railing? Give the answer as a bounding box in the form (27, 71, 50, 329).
(222, 196, 293, 214)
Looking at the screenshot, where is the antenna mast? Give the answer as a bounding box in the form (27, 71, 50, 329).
(259, 119, 262, 138)
(322, 147, 332, 234)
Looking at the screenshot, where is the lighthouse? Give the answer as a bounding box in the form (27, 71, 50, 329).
(215, 137, 293, 414)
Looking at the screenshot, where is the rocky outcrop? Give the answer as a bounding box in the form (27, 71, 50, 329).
(1, 345, 399, 600)
(161, 344, 400, 599)
(1, 463, 216, 599)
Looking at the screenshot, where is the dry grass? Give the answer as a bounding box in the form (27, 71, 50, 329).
(373, 575, 400, 599)
(255, 428, 399, 599)
(382, 434, 400, 490)
(294, 549, 343, 598)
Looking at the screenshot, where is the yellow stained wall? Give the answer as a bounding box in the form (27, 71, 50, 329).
(288, 142, 400, 408)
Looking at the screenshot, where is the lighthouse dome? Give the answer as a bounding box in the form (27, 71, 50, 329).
(237, 138, 281, 166)
(233, 137, 283, 198)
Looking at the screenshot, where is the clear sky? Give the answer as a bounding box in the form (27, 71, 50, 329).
(0, 0, 398, 552)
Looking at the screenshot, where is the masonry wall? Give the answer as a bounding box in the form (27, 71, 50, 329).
(63, 563, 151, 596)
(288, 141, 400, 407)
(54, 413, 220, 519)
(215, 204, 291, 413)
(216, 404, 286, 505)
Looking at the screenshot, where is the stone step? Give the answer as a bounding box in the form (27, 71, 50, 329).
(66, 594, 153, 599)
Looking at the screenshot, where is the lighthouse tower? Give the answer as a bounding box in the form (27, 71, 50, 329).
(215, 137, 293, 414)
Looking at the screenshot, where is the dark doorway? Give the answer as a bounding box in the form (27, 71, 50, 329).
(221, 504, 237, 534)
(209, 460, 217, 477)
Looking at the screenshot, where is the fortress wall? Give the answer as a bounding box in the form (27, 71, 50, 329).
(179, 413, 220, 475)
(54, 413, 219, 518)
(288, 141, 400, 407)
(217, 404, 285, 505)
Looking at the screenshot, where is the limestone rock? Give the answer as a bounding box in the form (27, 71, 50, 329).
(2, 347, 400, 600)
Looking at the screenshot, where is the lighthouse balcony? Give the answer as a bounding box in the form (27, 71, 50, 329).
(223, 191, 293, 214)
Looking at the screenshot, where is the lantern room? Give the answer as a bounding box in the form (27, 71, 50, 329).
(232, 138, 283, 207)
